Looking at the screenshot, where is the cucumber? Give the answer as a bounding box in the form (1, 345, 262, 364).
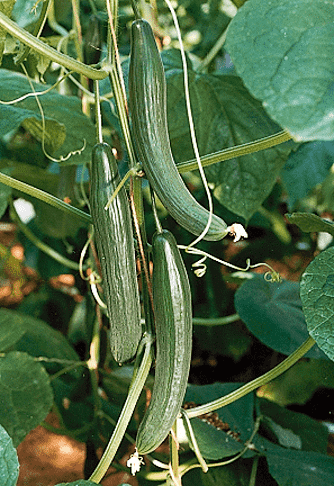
(90, 142, 142, 363)
(136, 229, 192, 455)
(128, 19, 228, 242)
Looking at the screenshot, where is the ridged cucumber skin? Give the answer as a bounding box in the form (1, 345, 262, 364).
(136, 229, 192, 455)
(90, 143, 142, 363)
(129, 19, 228, 242)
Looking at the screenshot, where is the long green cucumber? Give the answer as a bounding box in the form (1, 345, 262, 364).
(90, 142, 142, 363)
(128, 19, 228, 242)
(136, 229, 192, 454)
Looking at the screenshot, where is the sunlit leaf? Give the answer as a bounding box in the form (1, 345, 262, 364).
(300, 246, 334, 361)
(0, 351, 53, 446)
(226, 0, 334, 141)
(0, 424, 19, 486)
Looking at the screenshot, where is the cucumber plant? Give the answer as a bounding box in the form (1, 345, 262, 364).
(129, 18, 228, 241)
(89, 142, 142, 364)
(0, 2, 332, 486)
(136, 228, 193, 455)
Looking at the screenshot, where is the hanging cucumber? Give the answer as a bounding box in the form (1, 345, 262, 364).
(90, 142, 142, 363)
(135, 229, 192, 455)
(128, 19, 228, 242)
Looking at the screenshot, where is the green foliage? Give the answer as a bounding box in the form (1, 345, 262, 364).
(282, 142, 334, 210)
(0, 424, 19, 486)
(0, 351, 53, 446)
(234, 274, 327, 358)
(0, 70, 95, 164)
(265, 446, 334, 486)
(167, 70, 292, 222)
(287, 212, 334, 236)
(257, 398, 328, 453)
(0, 1, 333, 485)
(301, 247, 334, 361)
(226, 0, 334, 141)
(185, 383, 256, 460)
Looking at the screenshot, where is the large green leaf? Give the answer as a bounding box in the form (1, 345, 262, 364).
(225, 0, 334, 141)
(300, 246, 334, 361)
(0, 69, 95, 165)
(185, 383, 257, 460)
(282, 142, 334, 209)
(0, 311, 26, 352)
(257, 398, 328, 454)
(0, 308, 80, 374)
(0, 424, 19, 486)
(287, 212, 334, 237)
(0, 351, 53, 446)
(167, 70, 292, 222)
(234, 274, 327, 358)
(265, 444, 334, 486)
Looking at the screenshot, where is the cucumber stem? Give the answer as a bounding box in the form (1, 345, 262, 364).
(89, 333, 153, 484)
(0, 11, 107, 79)
(94, 80, 103, 144)
(177, 130, 293, 173)
(150, 190, 163, 234)
(0, 171, 91, 223)
(185, 336, 315, 418)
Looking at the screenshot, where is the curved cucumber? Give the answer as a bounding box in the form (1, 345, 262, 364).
(136, 229, 192, 454)
(129, 19, 228, 242)
(90, 142, 142, 363)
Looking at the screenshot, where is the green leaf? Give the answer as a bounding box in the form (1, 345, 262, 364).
(234, 274, 327, 359)
(265, 445, 334, 486)
(181, 460, 253, 486)
(0, 1, 15, 65)
(257, 398, 328, 453)
(300, 246, 334, 361)
(225, 0, 334, 141)
(116, 52, 293, 222)
(257, 358, 334, 407)
(0, 311, 26, 352)
(167, 71, 292, 222)
(287, 212, 334, 236)
(12, 0, 43, 28)
(199, 461, 252, 486)
(282, 142, 334, 209)
(0, 69, 96, 165)
(0, 424, 19, 486)
(0, 308, 79, 367)
(185, 383, 256, 460)
(0, 351, 53, 446)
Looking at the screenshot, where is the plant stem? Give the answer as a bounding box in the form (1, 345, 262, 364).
(89, 333, 153, 484)
(186, 336, 315, 418)
(0, 11, 107, 79)
(192, 314, 239, 326)
(0, 171, 91, 223)
(177, 130, 292, 173)
(170, 421, 181, 485)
